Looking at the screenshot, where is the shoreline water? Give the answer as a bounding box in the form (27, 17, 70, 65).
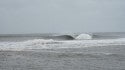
(0, 45, 125, 70)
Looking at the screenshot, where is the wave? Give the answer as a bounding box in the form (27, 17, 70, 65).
(75, 34, 92, 40)
(48, 33, 92, 40)
(1, 32, 125, 41)
(1, 38, 125, 51)
(51, 35, 74, 40)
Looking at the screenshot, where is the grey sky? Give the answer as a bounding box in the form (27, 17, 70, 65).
(0, 0, 125, 34)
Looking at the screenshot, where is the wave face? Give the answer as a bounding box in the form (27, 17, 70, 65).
(51, 35, 74, 40)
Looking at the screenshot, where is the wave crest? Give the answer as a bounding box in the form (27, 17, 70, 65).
(75, 34, 92, 40)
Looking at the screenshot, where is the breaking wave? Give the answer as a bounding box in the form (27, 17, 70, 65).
(49, 33, 92, 40)
(75, 34, 92, 40)
(42, 33, 93, 40)
(0, 38, 125, 51)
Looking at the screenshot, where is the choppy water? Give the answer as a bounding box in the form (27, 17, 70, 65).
(0, 32, 125, 70)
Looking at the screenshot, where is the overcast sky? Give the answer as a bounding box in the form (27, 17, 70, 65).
(0, 0, 125, 34)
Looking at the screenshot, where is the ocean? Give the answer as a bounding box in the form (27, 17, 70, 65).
(0, 32, 125, 70)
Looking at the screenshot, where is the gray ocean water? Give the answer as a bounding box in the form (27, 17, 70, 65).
(0, 32, 125, 70)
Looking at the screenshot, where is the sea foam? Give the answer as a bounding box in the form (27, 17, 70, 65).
(0, 38, 125, 51)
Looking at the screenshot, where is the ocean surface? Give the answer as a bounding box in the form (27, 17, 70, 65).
(0, 32, 125, 70)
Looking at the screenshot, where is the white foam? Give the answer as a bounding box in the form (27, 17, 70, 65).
(76, 34, 92, 40)
(0, 39, 56, 51)
(0, 38, 125, 51)
(23, 39, 54, 45)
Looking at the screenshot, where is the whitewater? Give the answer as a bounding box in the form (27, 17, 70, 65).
(0, 32, 125, 70)
(0, 33, 125, 51)
(0, 38, 125, 51)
